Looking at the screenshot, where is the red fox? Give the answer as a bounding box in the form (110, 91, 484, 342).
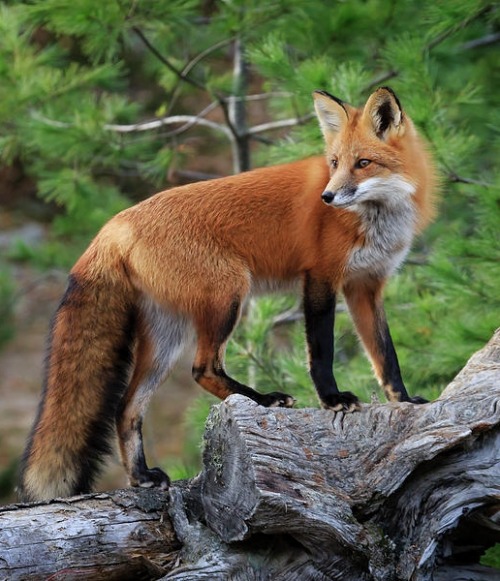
(19, 87, 436, 501)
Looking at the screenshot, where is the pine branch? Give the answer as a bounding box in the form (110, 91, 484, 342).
(233, 92, 294, 102)
(131, 27, 240, 140)
(460, 32, 500, 50)
(159, 102, 219, 138)
(29, 109, 233, 139)
(425, 4, 494, 51)
(447, 172, 491, 188)
(246, 113, 314, 136)
(29, 105, 312, 154)
(108, 93, 303, 139)
(363, 5, 493, 93)
(131, 26, 206, 92)
(29, 111, 68, 128)
(363, 70, 399, 92)
(106, 115, 233, 138)
(180, 38, 234, 82)
(166, 37, 235, 114)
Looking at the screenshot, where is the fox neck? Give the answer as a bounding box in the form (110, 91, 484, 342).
(346, 196, 417, 280)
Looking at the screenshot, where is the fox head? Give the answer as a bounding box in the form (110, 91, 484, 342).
(313, 87, 420, 212)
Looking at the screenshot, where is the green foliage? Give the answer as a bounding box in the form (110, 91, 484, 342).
(482, 544, 500, 568)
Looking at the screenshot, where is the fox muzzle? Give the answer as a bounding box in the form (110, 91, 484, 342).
(322, 186, 357, 207)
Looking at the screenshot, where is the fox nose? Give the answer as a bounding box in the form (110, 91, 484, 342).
(321, 190, 335, 204)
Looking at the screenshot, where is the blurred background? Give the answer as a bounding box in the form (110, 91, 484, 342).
(0, 4, 498, 561)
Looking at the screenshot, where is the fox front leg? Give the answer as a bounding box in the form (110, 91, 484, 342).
(343, 278, 428, 405)
(303, 273, 360, 412)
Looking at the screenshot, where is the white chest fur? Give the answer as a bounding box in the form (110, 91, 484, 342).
(345, 176, 417, 279)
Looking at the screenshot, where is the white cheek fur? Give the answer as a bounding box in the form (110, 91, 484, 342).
(356, 175, 416, 205)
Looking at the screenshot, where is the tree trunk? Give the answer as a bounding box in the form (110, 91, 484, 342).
(229, 37, 251, 173)
(1, 329, 499, 580)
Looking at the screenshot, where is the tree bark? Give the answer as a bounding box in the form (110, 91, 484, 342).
(229, 37, 251, 173)
(1, 329, 499, 580)
(0, 488, 180, 579)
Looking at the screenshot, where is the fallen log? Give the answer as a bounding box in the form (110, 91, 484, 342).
(0, 488, 179, 579)
(181, 328, 500, 580)
(1, 329, 499, 580)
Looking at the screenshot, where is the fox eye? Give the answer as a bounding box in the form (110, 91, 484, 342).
(356, 158, 371, 169)
(331, 159, 338, 169)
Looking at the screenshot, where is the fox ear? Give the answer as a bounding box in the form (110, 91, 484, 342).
(313, 90, 349, 140)
(363, 87, 404, 140)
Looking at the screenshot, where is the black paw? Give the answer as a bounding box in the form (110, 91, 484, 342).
(408, 395, 428, 404)
(131, 467, 170, 489)
(321, 391, 360, 413)
(261, 391, 296, 408)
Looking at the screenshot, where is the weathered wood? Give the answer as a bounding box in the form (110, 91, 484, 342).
(0, 488, 180, 580)
(178, 328, 500, 580)
(1, 330, 499, 580)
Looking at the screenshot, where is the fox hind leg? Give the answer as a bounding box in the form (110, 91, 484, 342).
(117, 297, 191, 488)
(192, 298, 295, 408)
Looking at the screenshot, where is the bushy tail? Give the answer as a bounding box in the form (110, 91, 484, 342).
(18, 269, 136, 502)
